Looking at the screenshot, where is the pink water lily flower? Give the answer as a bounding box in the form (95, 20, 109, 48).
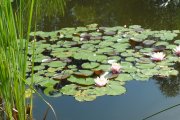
(151, 52, 165, 62)
(174, 45, 180, 56)
(111, 63, 121, 74)
(94, 76, 108, 87)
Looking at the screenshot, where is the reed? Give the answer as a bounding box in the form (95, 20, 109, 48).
(0, 0, 34, 119)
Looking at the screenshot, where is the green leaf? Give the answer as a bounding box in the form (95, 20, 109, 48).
(44, 87, 62, 97)
(67, 75, 95, 85)
(81, 62, 100, 69)
(115, 74, 133, 81)
(61, 84, 78, 95)
(48, 61, 66, 68)
(106, 81, 126, 95)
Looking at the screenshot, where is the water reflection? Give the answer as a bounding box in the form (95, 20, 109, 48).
(155, 63, 180, 97)
(28, 0, 180, 31)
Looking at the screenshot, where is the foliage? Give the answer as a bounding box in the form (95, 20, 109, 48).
(0, 0, 34, 119)
(28, 24, 180, 101)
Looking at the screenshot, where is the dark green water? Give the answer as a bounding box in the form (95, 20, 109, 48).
(34, 0, 180, 31)
(29, 1, 180, 120)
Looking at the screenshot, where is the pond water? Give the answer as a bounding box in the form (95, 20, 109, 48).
(33, 80, 180, 120)
(24, 0, 180, 120)
(34, 0, 180, 31)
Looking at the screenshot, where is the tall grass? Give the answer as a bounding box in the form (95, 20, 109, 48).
(0, 0, 34, 119)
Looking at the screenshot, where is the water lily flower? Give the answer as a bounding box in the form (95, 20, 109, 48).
(151, 52, 165, 61)
(174, 45, 180, 56)
(111, 63, 121, 74)
(94, 76, 108, 87)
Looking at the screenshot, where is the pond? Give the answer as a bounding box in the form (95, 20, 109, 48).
(24, 0, 180, 120)
(33, 0, 180, 31)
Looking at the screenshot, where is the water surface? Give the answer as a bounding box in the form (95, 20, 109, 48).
(33, 0, 180, 31)
(33, 80, 180, 120)
(28, 1, 180, 120)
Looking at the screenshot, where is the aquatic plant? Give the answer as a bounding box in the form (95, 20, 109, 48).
(0, 0, 34, 119)
(28, 24, 180, 102)
(94, 76, 109, 87)
(151, 52, 165, 62)
(111, 63, 121, 74)
(174, 45, 180, 56)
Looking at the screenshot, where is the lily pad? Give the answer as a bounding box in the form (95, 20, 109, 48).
(44, 87, 62, 97)
(136, 63, 156, 69)
(48, 61, 66, 68)
(67, 75, 95, 85)
(106, 81, 126, 96)
(61, 84, 78, 95)
(81, 62, 100, 69)
(53, 70, 73, 80)
(74, 70, 94, 77)
(74, 90, 97, 102)
(115, 74, 133, 81)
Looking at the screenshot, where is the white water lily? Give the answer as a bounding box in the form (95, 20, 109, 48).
(151, 52, 165, 61)
(94, 76, 108, 87)
(174, 45, 180, 56)
(111, 63, 121, 74)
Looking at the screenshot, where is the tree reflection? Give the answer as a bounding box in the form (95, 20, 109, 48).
(12, 0, 180, 31)
(155, 63, 180, 97)
(71, 4, 96, 24)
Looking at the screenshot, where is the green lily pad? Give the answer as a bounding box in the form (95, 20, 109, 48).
(174, 40, 180, 45)
(136, 63, 156, 69)
(47, 67, 57, 73)
(44, 87, 62, 97)
(61, 84, 78, 95)
(81, 62, 100, 69)
(37, 78, 59, 87)
(67, 75, 95, 85)
(68, 65, 77, 69)
(155, 41, 169, 46)
(125, 57, 136, 62)
(122, 66, 137, 73)
(131, 73, 150, 81)
(106, 81, 126, 96)
(52, 52, 73, 58)
(115, 74, 133, 81)
(48, 61, 66, 68)
(86, 23, 98, 29)
(25, 89, 34, 98)
(74, 70, 94, 77)
(93, 64, 110, 71)
(121, 62, 133, 68)
(34, 65, 45, 71)
(168, 70, 179, 76)
(26, 75, 44, 85)
(140, 69, 159, 76)
(74, 90, 97, 102)
(87, 54, 107, 62)
(53, 70, 73, 80)
(96, 47, 114, 54)
(98, 41, 114, 47)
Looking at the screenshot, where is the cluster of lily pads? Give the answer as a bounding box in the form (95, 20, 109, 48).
(27, 24, 180, 101)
